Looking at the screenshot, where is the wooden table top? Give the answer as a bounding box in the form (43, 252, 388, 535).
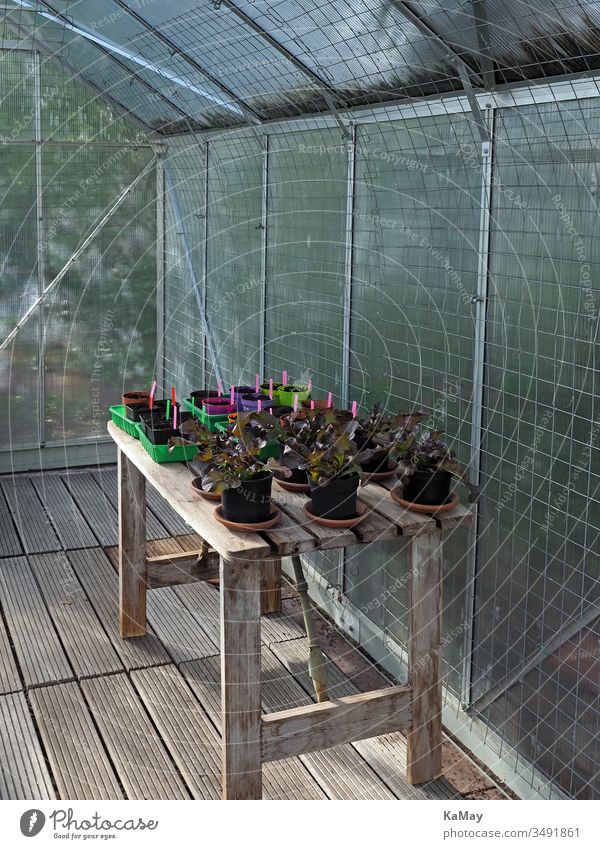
(108, 422, 472, 562)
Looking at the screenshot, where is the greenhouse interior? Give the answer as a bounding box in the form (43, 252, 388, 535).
(0, 0, 598, 806)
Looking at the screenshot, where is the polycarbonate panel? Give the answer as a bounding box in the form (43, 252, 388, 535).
(132, 0, 328, 118)
(0, 146, 39, 448)
(347, 113, 481, 692)
(484, 615, 600, 799)
(265, 128, 347, 398)
(4, 4, 189, 132)
(0, 49, 34, 140)
(163, 137, 206, 394)
(40, 55, 147, 142)
(41, 145, 156, 442)
(411, 0, 600, 83)
(473, 100, 600, 795)
(225, 0, 457, 103)
(206, 135, 263, 385)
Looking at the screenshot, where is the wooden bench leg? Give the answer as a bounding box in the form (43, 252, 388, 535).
(406, 531, 443, 784)
(220, 556, 262, 800)
(261, 558, 282, 614)
(118, 448, 147, 638)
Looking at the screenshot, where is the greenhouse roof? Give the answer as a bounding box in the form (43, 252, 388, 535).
(3, 0, 600, 133)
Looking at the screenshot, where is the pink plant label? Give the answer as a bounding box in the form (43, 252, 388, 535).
(308, 378, 312, 391)
(269, 378, 273, 399)
(150, 380, 156, 398)
(217, 379, 223, 396)
(327, 391, 332, 407)
(293, 393, 298, 412)
(173, 406, 177, 428)
(257, 399, 262, 412)
(282, 370, 288, 385)
(310, 400, 315, 410)
(351, 401, 357, 418)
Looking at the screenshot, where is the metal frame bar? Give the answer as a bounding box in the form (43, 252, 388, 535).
(202, 140, 210, 389)
(111, 0, 264, 125)
(259, 134, 268, 378)
(32, 0, 197, 128)
(34, 49, 45, 447)
(387, 0, 485, 87)
(156, 152, 166, 394)
(341, 124, 356, 409)
(461, 107, 495, 708)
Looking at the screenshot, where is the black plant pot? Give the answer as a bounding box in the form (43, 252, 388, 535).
(353, 430, 374, 452)
(360, 450, 393, 474)
(139, 403, 182, 432)
(310, 473, 359, 520)
(287, 467, 308, 485)
(126, 399, 168, 422)
(221, 472, 273, 524)
(268, 405, 293, 418)
(189, 389, 214, 404)
(143, 418, 180, 445)
(403, 470, 452, 506)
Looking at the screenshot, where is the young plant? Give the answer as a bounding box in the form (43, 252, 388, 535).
(305, 429, 363, 486)
(230, 409, 284, 449)
(200, 435, 290, 494)
(395, 430, 480, 503)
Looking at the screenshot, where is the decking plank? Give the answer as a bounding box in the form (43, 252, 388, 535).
(146, 587, 219, 664)
(272, 639, 460, 800)
(94, 467, 171, 541)
(173, 581, 305, 648)
(0, 485, 23, 557)
(29, 553, 124, 679)
(0, 613, 21, 695)
(67, 548, 171, 670)
(30, 682, 124, 799)
(181, 653, 394, 800)
(0, 691, 56, 799)
(30, 474, 98, 550)
(61, 473, 119, 547)
(0, 476, 62, 554)
(81, 674, 190, 799)
(0, 556, 74, 687)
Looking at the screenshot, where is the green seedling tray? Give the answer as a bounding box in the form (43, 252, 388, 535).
(110, 405, 140, 438)
(183, 398, 230, 432)
(137, 424, 198, 463)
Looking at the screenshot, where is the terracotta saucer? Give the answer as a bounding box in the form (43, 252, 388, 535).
(390, 489, 459, 515)
(275, 477, 311, 493)
(214, 505, 281, 532)
(303, 500, 367, 528)
(190, 477, 221, 501)
(362, 468, 397, 482)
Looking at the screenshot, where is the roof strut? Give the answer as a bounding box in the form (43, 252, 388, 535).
(32, 0, 198, 129)
(472, 0, 496, 91)
(215, 0, 352, 138)
(387, 0, 486, 88)
(111, 0, 264, 124)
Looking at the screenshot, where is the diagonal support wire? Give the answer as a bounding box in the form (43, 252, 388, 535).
(0, 157, 156, 353)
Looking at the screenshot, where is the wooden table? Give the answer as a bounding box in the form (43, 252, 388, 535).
(108, 421, 472, 800)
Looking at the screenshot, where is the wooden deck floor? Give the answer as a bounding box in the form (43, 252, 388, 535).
(0, 466, 464, 801)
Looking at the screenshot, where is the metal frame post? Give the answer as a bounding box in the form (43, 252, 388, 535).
(202, 140, 210, 388)
(155, 152, 166, 393)
(341, 124, 356, 409)
(34, 50, 45, 447)
(259, 134, 269, 377)
(461, 106, 495, 707)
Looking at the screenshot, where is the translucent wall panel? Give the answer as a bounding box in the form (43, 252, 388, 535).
(163, 137, 206, 395)
(265, 128, 347, 398)
(40, 57, 146, 143)
(348, 114, 481, 693)
(0, 50, 34, 140)
(42, 146, 156, 442)
(0, 146, 39, 449)
(473, 100, 600, 798)
(206, 135, 262, 386)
